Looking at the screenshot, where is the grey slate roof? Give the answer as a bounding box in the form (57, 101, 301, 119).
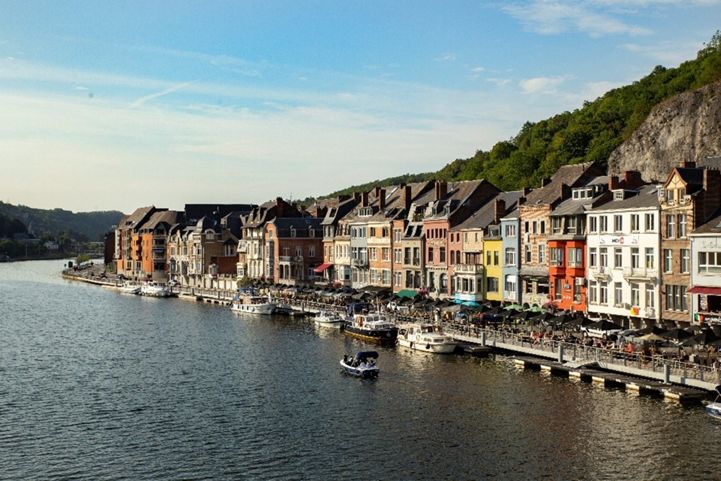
(590, 184, 660, 212)
(524, 162, 598, 206)
(271, 217, 322, 237)
(455, 190, 524, 230)
(692, 210, 721, 235)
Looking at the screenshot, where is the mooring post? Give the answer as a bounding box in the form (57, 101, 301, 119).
(664, 364, 671, 384)
(558, 344, 564, 363)
(481, 331, 486, 347)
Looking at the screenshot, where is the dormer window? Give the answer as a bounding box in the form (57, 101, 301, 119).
(290, 227, 296, 238)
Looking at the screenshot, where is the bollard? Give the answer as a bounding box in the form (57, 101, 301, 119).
(664, 364, 671, 384)
(558, 344, 564, 363)
(481, 331, 486, 347)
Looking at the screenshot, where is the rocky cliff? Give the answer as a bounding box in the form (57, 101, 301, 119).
(608, 80, 721, 181)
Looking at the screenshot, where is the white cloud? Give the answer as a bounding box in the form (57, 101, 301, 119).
(519, 75, 568, 94)
(503, 0, 652, 36)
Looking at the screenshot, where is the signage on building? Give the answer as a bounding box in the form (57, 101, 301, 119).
(599, 235, 639, 246)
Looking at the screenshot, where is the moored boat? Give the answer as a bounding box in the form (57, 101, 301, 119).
(230, 293, 276, 315)
(343, 313, 398, 345)
(706, 385, 721, 419)
(340, 351, 379, 378)
(397, 323, 458, 354)
(140, 281, 171, 297)
(119, 282, 141, 295)
(313, 310, 345, 329)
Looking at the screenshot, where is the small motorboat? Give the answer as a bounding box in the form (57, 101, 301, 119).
(119, 283, 140, 295)
(230, 293, 276, 315)
(340, 351, 379, 378)
(343, 314, 398, 345)
(314, 310, 345, 329)
(706, 384, 721, 419)
(140, 281, 171, 297)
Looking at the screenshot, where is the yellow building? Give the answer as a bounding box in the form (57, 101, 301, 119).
(483, 237, 503, 302)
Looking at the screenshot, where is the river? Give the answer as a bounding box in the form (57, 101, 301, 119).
(0, 260, 718, 480)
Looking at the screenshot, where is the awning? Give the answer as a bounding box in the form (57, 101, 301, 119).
(313, 263, 333, 273)
(396, 289, 418, 299)
(689, 286, 721, 295)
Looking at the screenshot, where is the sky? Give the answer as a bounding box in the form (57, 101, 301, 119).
(0, 1, 719, 213)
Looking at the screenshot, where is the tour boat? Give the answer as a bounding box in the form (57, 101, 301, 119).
(340, 351, 379, 378)
(313, 310, 345, 329)
(230, 294, 276, 315)
(343, 313, 398, 345)
(706, 385, 721, 420)
(140, 281, 172, 297)
(396, 323, 458, 354)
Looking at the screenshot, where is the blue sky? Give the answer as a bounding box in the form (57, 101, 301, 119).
(0, 1, 718, 213)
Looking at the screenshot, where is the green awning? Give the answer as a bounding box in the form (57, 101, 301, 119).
(396, 289, 418, 298)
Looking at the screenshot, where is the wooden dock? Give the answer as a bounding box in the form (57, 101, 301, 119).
(511, 356, 709, 404)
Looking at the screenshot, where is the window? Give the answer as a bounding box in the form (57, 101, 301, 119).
(308, 245, 315, 257)
(614, 282, 623, 307)
(614, 215, 623, 232)
(538, 244, 546, 264)
(505, 276, 517, 295)
(494, 251, 499, 266)
(665, 285, 688, 311)
(645, 213, 655, 232)
(645, 284, 655, 309)
(394, 229, 401, 242)
(540, 221, 545, 234)
(663, 249, 672, 273)
(525, 245, 531, 263)
(486, 251, 492, 265)
(428, 247, 434, 262)
(614, 248, 622, 268)
(599, 282, 608, 305)
(568, 248, 582, 268)
(369, 227, 376, 237)
(589, 248, 597, 268)
(699, 251, 721, 274)
(631, 247, 640, 269)
(631, 214, 640, 232)
(681, 249, 690, 273)
(600, 247, 608, 267)
(600, 216, 608, 233)
(645, 248, 654, 269)
(678, 214, 687, 238)
(394, 271, 401, 287)
(589, 216, 598, 233)
(505, 248, 516, 266)
(295, 246, 303, 257)
(369, 248, 377, 261)
(631, 283, 640, 306)
(487, 277, 499, 292)
(666, 214, 675, 239)
(382, 247, 390, 261)
(589, 280, 597, 304)
(550, 247, 564, 266)
(554, 278, 562, 300)
(505, 224, 517, 237)
(552, 217, 562, 234)
(439, 247, 446, 263)
(394, 249, 402, 263)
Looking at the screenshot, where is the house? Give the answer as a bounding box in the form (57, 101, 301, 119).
(114, 206, 160, 279)
(690, 211, 721, 326)
(137, 210, 184, 282)
(319, 195, 358, 285)
(266, 217, 323, 285)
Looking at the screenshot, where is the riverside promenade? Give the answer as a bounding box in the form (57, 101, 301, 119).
(62, 269, 720, 396)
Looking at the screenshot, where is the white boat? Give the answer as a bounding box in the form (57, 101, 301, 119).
(706, 385, 721, 419)
(340, 351, 379, 378)
(396, 323, 458, 354)
(343, 313, 398, 345)
(140, 281, 171, 297)
(313, 310, 345, 329)
(230, 294, 276, 315)
(119, 283, 140, 295)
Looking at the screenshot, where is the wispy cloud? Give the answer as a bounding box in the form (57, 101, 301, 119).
(503, 1, 652, 37)
(519, 75, 569, 94)
(623, 40, 705, 65)
(435, 53, 457, 62)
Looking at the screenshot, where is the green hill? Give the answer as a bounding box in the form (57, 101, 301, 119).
(326, 31, 721, 196)
(0, 202, 123, 241)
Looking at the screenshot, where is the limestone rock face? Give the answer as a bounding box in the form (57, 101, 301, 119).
(608, 81, 721, 181)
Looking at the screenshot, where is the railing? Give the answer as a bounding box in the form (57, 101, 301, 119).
(351, 258, 368, 267)
(623, 267, 658, 279)
(443, 325, 721, 386)
(454, 264, 484, 274)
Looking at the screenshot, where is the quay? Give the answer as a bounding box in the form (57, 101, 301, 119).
(62, 269, 720, 400)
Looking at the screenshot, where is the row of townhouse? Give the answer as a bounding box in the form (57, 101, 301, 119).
(113, 159, 721, 327)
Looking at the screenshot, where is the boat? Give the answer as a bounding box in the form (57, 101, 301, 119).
(340, 351, 379, 378)
(396, 323, 458, 354)
(118, 282, 141, 295)
(706, 385, 721, 419)
(343, 313, 398, 345)
(230, 293, 276, 315)
(140, 281, 171, 297)
(313, 310, 345, 329)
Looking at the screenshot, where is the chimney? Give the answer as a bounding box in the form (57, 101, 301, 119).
(378, 188, 386, 210)
(276, 197, 285, 217)
(609, 176, 620, 190)
(353, 192, 361, 203)
(494, 198, 506, 224)
(402, 184, 412, 211)
(559, 183, 571, 200)
(523, 187, 532, 196)
(623, 170, 643, 189)
(681, 160, 697, 168)
(434, 180, 448, 201)
(703, 169, 721, 221)
(540, 178, 550, 187)
(518, 196, 527, 206)
(337, 194, 350, 202)
(361, 191, 369, 207)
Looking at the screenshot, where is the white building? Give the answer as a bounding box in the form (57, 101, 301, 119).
(586, 185, 661, 327)
(690, 212, 721, 326)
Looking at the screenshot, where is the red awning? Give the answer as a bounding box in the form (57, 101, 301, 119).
(313, 263, 333, 273)
(689, 286, 721, 295)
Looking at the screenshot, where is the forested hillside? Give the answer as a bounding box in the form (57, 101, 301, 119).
(326, 31, 721, 197)
(0, 202, 122, 241)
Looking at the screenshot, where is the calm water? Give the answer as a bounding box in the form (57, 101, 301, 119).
(0, 260, 718, 480)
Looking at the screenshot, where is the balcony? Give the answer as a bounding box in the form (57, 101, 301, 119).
(454, 264, 484, 275)
(351, 257, 368, 267)
(590, 266, 610, 279)
(623, 267, 658, 280)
